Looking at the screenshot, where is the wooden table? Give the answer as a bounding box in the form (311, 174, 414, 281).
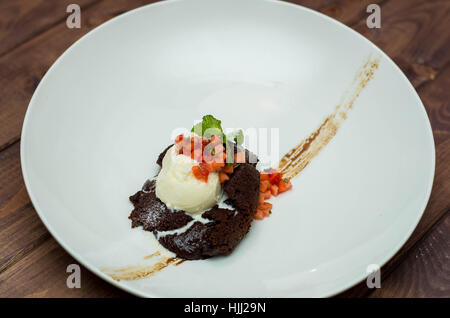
(0, 0, 448, 298)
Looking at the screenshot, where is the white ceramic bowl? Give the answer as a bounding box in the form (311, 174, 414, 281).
(21, 0, 435, 297)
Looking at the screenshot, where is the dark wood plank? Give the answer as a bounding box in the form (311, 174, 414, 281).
(0, 143, 50, 273)
(0, 238, 129, 297)
(292, 0, 385, 26)
(351, 0, 450, 88)
(369, 212, 450, 298)
(260, 0, 390, 67)
(0, 0, 99, 57)
(0, 142, 22, 206)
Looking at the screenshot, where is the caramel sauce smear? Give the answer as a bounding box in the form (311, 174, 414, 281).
(278, 55, 380, 180)
(102, 253, 179, 281)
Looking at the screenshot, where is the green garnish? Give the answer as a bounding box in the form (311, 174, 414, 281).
(269, 210, 272, 214)
(227, 129, 244, 145)
(191, 115, 245, 146)
(191, 122, 202, 135)
(191, 115, 225, 141)
(284, 178, 289, 183)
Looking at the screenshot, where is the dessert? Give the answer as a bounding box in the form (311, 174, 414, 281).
(129, 115, 291, 260)
(156, 144, 221, 214)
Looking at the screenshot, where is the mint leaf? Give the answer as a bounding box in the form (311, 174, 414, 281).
(201, 115, 222, 131)
(191, 122, 203, 136)
(191, 115, 226, 141)
(227, 129, 244, 145)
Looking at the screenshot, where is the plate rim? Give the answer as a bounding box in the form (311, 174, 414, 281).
(20, 0, 436, 297)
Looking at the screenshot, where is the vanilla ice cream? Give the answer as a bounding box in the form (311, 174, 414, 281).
(155, 145, 221, 214)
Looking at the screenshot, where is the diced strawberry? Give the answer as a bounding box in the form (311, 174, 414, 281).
(254, 202, 272, 219)
(214, 162, 224, 170)
(213, 161, 225, 171)
(199, 162, 209, 172)
(221, 165, 234, 174)
(262, 202, 273, 210)
(201, 166, 209, 176)
(270, 184, 279, 196)
(260, 180, 271, 192)
(268, 172, 282, 185)
(202, 161, 224, 172)
(254, 209, 265, 220)
(219, 172, 230, 183)
(260, 182, 267, 192)
(192, 166, 207, 182)
(258, 193, 265, 205)
(175, 134, 184, 143)
(202, 137, 210, 145)
(278, 179, 292, 193)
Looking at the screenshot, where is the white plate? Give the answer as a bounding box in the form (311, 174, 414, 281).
(21, 0, 435, 297)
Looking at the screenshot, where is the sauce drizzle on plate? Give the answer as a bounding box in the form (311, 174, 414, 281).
(279, 55, 380, 179)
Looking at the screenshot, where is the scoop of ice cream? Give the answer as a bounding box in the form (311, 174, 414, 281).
(155, 145, 221, 214)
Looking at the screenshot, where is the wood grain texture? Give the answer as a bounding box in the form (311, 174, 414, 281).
(0, 239, 129, 297)
(290, 0, 385, 25)
(0, 0, 99, 56)
(370, 212, 450, 298)
(351, 0, 450, 88)
(0, 0, 448, 297)
(0, 143, 49, 274)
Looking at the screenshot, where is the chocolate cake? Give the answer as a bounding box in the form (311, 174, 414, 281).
(129, 144, 260, 260)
